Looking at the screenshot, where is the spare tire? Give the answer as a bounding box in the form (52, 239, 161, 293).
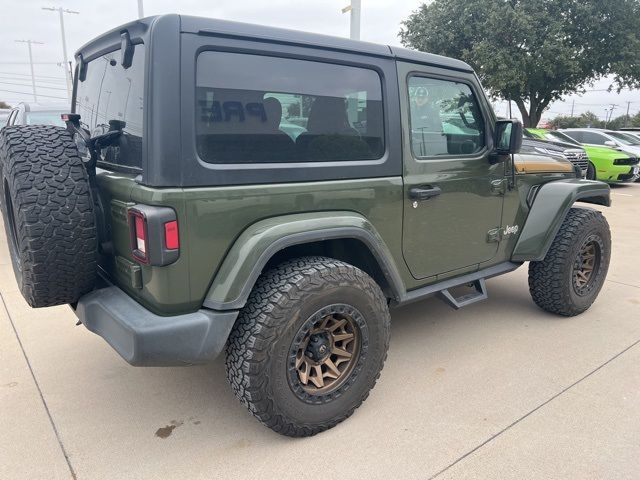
(0, 125, 97, 307)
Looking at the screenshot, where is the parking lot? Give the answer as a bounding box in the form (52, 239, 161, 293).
(1, 183, 638, 480)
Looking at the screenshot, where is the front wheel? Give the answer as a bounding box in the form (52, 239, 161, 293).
(225, 256, 390, 437)
(528, 208, 610, 316)
(586, 162, 596, 180)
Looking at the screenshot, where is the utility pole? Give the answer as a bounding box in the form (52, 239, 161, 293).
(15, 40, 44, 103)
(625, 101, 631, 127)
(607, 104, 617, 127)
(570, 99, 575, 117)
(342, 0, 361, 40)
(508, 99, 512, 118)
(42, 7, 79, 101)
(137, 0, 144, 19)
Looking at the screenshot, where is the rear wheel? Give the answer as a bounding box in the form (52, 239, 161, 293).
(528, 208, 610, 316)
(0, 125, 97, 307)
(225, 256, 390, 437)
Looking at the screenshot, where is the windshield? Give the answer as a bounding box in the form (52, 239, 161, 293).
(608, 131, 640, 145)
(26, 111, 66, 127)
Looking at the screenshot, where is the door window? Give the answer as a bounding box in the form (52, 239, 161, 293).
(408, 77, 485, 158)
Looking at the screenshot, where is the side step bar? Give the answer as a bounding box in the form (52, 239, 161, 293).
(395, 261, 522, 309)
(438, 278, 487, 310)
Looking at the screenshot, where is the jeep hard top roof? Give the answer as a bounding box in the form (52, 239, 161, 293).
(74, 14, 473, 73)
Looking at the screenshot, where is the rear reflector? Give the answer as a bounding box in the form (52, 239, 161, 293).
(128, 208, 149, 264)
(135, 215, 146, 253)
(164, 221, 179, 250)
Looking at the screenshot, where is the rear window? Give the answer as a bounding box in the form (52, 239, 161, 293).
(195, 52, 385, 164)
(75, 44, 145, 172)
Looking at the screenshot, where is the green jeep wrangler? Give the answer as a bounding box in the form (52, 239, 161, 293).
(0, 15, 611, 437)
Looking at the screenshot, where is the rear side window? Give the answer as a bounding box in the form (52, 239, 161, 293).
(195, 52, 385, 164)
(75, 44, 145, 172)
(408, 76, 485, 158)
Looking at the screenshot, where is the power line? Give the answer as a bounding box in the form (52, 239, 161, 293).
(0, 76, 66, 86)
(0, 80, 68, 91)
(0, 71, 66, 80)
(0, 88, 67, 101)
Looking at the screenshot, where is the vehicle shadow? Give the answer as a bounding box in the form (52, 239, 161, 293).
(142, 269, 557, 440)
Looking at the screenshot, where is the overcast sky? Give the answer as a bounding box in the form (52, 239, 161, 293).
(1, 0, 638, 122)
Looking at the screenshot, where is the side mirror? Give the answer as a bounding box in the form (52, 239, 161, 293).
(604, 140, 617, 147)
(495, 119, 523, 154)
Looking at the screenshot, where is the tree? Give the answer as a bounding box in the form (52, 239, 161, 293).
(548, 111, 603, 129)
(548, 116, 586, 129)
(0, 101, 11, 109)
(606, 114, 632, 130)
(399, 0, 640, 127)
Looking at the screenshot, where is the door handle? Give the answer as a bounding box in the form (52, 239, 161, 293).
(409, 185, 442, 201)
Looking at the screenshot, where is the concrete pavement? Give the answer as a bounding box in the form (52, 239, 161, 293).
(1, 183, 639, 480)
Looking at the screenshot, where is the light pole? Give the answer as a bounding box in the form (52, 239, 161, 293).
(137, 0, 144, 19)
(341, 0, 361, 40)
(42, 6, 79, 101)
(15, 40, 44, 103)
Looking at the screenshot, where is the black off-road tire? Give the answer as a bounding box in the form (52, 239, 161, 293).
(528, 207, 610, 316)
(586, 162, 596, 180)
(225, 256, 391, 437)
(0, 125, 97, 307)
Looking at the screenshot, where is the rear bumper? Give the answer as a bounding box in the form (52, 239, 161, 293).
(73, 286, 238, 366)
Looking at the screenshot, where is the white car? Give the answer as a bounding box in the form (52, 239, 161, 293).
(0, 108, 10, 126)
(560, 128, 640, 157)
(620, 129, 640, 142)
(5, 102, 67, 127)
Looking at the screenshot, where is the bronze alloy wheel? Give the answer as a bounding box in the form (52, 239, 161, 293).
(572, 234, 602, 296)
(288, 304, 363, 400)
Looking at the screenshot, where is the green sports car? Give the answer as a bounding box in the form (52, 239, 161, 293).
(526, 128, 639, 183)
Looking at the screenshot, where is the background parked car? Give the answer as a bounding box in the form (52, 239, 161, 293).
(0, 108, 11, 126)
(5, 102, 67, 127)
(561, 128, 640, 158)
(620, 128, 640, 142)
(526, 128, 639, 182)
(519, 135, 588, 177)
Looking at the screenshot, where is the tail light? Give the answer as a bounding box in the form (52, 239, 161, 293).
(128, 205, 179, 266)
